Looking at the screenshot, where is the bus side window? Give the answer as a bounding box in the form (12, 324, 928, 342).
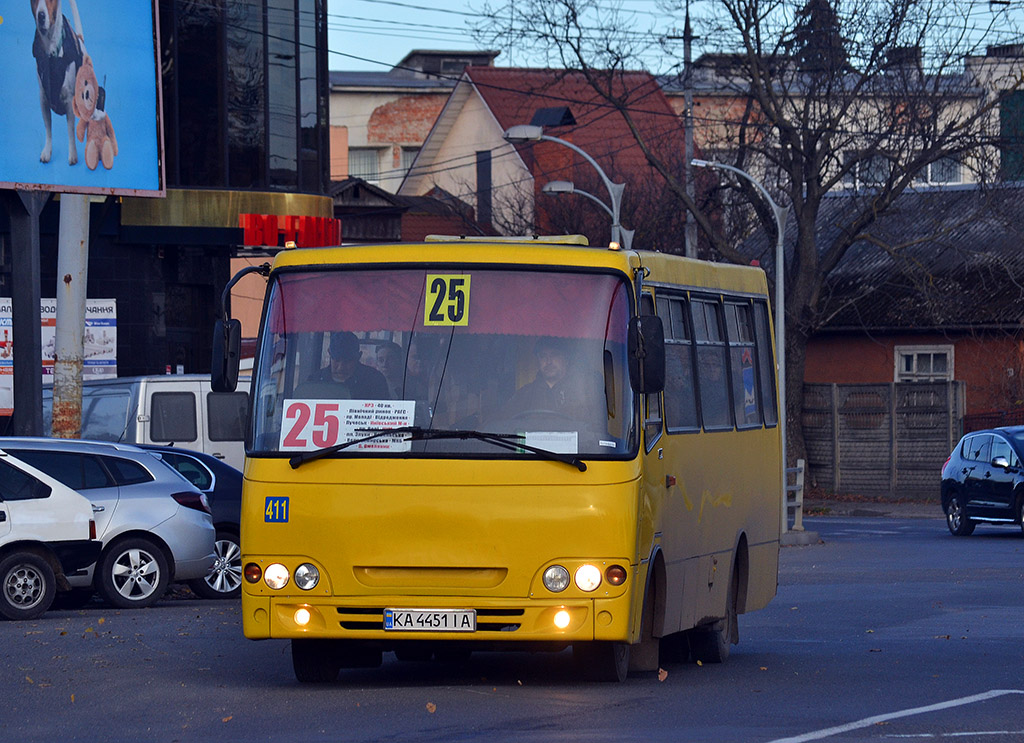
(641, 293, 662, 448)
(692, 299, 732, 430)
(660, 295, 699, 432)
(752, 301, 778, 426)
(725, 302, 761, 428)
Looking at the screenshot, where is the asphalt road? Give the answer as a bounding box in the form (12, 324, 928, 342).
(1, 515, 1022, 743)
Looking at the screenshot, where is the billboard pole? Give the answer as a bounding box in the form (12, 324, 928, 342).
(53, 193, 90, 438)
(7, 190, 49, 436)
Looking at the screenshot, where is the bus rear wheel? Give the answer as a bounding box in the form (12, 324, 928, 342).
(689, 565, 739, 664)
(573, 641, 630, 682)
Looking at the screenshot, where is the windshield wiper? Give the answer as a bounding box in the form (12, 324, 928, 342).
(289, 426, 587, 472)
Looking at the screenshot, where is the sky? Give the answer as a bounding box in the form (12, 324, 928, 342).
(327, 0, 673, 72)
(328, 0, 1024, 74)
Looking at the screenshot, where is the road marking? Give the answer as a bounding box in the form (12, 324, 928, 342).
(765, 690, 1024, 743)
(885, 732, 1024, 738)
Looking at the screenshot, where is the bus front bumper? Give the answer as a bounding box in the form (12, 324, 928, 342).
(242, 593, 633, 644)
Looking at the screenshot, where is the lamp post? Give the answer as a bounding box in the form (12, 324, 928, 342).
(541, 181, 634, 250)
(503, 125, 630, 248)
(692, 159, 790, 534)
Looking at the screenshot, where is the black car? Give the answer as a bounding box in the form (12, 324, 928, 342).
(940, 426, 1024, 536)
(140, 445, 242, 597)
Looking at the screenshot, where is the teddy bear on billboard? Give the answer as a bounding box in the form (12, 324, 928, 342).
(72, 55, 118, 170)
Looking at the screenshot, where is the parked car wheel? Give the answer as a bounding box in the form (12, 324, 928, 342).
(189, 530, 241, 599)
(945, 494, 976, 536)
(96, 537, 170, 608)
(0, 551, 56, 621)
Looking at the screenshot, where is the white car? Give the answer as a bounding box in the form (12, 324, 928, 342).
(0, 438, 215, 609)
(0, 450, 101, 620)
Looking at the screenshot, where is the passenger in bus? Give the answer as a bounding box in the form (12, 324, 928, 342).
(375, 341, 403, 398)
(376, 338, 432, 401)
(317, 331, 390, 399)
(498, 337, 606, 431)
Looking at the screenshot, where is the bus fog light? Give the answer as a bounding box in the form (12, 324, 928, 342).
(543, 565, 570, 592)
(244, 563, 263, 583)
(264, 563, 290, 589)
(605, 564, 628, 585)
(553, 609, 571, 629)
(574, 564, 602, 592)
(294, 607, 311, 626)
(294, 563, 320, 590)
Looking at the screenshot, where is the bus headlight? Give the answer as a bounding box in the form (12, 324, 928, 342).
(264, 563, 290, 589)
(543, 565, 570, 593)
(574, 564, 602, 592)
(294, 563, 320, 590)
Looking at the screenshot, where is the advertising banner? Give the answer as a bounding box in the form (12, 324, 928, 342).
(0, 1, 163, 195)
(0, 298, 117, 415)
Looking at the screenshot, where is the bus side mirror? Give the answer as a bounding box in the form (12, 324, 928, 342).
(211, 319, 242, 393)
(628, 315, 666, 394)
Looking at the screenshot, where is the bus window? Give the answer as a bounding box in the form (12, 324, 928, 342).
(252, 268, 636, 457)
(692, 299, 732, 430)
(753, 301, 778, 426)
(661, 295, 698, 432)
(725, 302, 761, 428)
(641, 293, 662, 447)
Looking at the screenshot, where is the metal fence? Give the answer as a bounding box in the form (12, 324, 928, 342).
(801, 381, 965, 499)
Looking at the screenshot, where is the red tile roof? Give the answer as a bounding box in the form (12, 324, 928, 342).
(466, 67, 685, 185)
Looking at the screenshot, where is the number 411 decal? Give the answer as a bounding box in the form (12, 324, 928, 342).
(265, 496, 289, 522)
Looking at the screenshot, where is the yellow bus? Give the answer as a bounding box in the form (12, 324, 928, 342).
(213, 235, 781, 682)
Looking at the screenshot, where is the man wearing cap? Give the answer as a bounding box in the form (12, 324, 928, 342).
(318, 331, 390, 399)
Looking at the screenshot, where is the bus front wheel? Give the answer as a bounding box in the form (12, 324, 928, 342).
(292, 639, 341, 683)
(573, 641, 629, 682)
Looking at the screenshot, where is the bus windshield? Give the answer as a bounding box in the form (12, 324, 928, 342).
(250, 267, 637, 459)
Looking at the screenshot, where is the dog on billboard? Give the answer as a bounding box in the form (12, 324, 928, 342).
(31, 0, 85, 165)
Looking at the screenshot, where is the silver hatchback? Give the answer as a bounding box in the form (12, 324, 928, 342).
(0, 438, 215, 609)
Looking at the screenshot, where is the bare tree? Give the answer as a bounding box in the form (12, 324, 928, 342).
(477, 0, 1024, 462)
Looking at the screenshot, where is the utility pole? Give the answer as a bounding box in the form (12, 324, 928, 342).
(683, 2, 698, 258)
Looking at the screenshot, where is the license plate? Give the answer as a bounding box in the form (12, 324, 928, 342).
(384, 608, 477, 632)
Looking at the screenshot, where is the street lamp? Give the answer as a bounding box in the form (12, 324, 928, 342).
(541, 181, 635, 250)
(691, 158, 790, 534)
(503, 125, 630, 248)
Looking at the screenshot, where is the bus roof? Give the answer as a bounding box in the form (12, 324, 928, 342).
(270, 240, 769, 297)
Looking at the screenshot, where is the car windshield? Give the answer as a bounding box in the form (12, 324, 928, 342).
(250, 267, 636, 459)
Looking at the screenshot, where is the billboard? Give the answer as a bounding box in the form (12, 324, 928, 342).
(0, 0, 163, 196)
(0, 298, 117, 416)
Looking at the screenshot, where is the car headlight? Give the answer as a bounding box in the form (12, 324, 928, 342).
(543, 565, 570, 592)
(574, 564, 602, 592)
(294, 563, 320, 590)
(264, 563, 290, 589)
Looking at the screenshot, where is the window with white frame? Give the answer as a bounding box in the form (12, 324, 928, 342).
(401, 147, 420, 177)
(348, 148, 381, 183)
(895, 345, 954, 382)
(913, 155, 963, 185)
(841, 152, 891, 188)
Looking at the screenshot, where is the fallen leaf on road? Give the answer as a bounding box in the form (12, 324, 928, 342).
(426, 703, 437, 714)
(658, 668, 668, 682)
(696, 660, 703, 667)
(25, 676, 33, 684)
(222, 716, 233, 723)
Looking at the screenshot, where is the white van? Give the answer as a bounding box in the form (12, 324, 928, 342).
(43, 375, 250, 470)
